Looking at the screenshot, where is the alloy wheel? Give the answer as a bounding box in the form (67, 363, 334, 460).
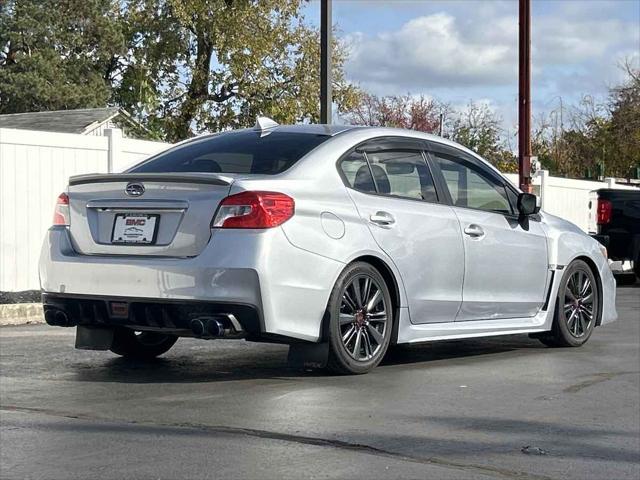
(563, 270, 595, 338)
(339, 275, 389, 361)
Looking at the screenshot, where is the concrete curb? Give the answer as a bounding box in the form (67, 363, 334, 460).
(0, 303, 45, 326)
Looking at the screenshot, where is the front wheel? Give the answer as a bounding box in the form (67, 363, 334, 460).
(326, 262, 393, 374)
(110, 328, 178, 359)
(538, 260, 599, 348)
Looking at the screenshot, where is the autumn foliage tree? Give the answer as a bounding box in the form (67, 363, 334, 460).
(533, 64, 639, 179)
(345, 93, 442, 133)
(345, 94, 518, 172)
(449, 101, 518, 173)
(121, 0, 360, 141)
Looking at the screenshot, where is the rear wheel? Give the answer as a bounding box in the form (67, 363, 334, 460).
(326, 262, 393, 374)
(538, 260, 599, 348)
(110, 328, 178, 359)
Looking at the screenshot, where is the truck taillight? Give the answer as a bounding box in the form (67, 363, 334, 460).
(211, 191, 294, 229)
(52, 193, 70, 226)
(596, 199, 612, 225)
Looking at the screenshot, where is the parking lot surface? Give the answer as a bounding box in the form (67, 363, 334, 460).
(1, 285, 638, 480)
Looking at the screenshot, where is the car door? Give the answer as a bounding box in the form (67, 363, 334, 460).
(427, 143, 548, 321)
(339, 139, 464, 324)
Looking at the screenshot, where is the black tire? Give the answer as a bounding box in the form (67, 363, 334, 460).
(539, 260, 599, 348)
(326, 262, 393, 374)
(536, 335, 564, 348)
(110, 328, 178, 359)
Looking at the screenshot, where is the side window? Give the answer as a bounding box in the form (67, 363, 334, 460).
(339, 151, 376, 193)
(432, 153, 513, 214)
(365, 150, 438, 202)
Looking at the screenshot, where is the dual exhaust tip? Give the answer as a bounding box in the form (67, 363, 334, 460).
(190, 317, 225, 338)
(44, 308, 241, 339)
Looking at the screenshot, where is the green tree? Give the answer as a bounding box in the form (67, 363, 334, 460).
(117, 0, 360, 141)
(0, 0, 126, 113)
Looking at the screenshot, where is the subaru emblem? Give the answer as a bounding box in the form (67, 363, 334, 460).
(125, 182, 145, 197)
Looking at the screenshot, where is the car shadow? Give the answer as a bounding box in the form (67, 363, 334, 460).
(70, 334, 549, 384)
(381, 334, 547, 367)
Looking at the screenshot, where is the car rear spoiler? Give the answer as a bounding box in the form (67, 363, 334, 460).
(68, 173, 233, 187)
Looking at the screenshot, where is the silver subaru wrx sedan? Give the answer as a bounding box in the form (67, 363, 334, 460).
(39, 119, 617, 374)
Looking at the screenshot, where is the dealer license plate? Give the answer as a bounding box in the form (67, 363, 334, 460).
(111, 214, 159, 244)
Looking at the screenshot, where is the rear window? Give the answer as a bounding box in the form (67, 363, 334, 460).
(129, 130, 330, 175)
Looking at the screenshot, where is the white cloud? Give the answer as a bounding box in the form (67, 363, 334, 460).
(534, 17, 638, 63)
(338, 1, 638, 133)
(344, 9, 638, 94)
(345, 13, 516, 91)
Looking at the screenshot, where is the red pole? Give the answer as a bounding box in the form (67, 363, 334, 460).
(518, 0, 532, 193)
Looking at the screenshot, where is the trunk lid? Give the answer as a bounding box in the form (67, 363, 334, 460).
(67, 173, 233, 257)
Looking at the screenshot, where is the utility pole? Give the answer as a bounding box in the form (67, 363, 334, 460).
(518, 0, 532, 192)
(320, 0, 332, 124)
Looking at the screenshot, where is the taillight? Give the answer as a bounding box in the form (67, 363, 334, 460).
(596, 199, 612, 225)
(212, 191, 294, 229)
(52, 192, 70, 226)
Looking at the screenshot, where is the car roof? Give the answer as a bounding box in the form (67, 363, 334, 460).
(271, 123, 462, 149)
(258, 124, 482, 154)
(281, 124, 519, 191)
(181, 124, 514, 189)
(270, 124, 361, 136)
(266, 124, 450, 144)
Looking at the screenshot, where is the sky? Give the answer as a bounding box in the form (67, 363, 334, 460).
(303, 0, 640, 133)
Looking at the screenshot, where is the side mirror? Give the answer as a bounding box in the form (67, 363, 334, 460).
(517, 192, 539, 216)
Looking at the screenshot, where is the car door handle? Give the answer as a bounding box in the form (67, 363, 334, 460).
(464, 224, 485, 238)
(369, 212, 395, 226)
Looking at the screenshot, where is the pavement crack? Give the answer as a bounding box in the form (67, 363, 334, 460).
(562, 371, 639, 394)
(2, 404, 557, 480)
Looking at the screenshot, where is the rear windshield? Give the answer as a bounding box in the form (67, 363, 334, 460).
(128, 130, 330, 175)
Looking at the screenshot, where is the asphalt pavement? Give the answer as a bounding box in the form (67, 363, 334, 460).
(1, 285, 638, 480)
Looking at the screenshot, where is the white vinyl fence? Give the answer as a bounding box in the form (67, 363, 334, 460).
(0, 127, 638, 292)
(0, 128, 170, 291)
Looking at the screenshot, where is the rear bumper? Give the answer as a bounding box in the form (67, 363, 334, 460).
(40, 227, 262, 308)
(39, 226, 344, 342)
(42, 292, 262, 338)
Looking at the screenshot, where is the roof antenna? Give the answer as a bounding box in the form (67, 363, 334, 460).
(254, 116, 279, 134)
